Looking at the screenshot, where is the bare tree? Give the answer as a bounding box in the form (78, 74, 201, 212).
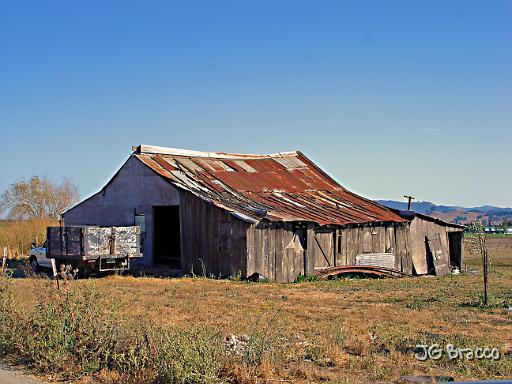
(0, 176, 80, 220)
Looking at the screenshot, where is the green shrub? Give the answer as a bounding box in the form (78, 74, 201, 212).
(24, 295, 76, 371)
(156, 327, 225, 384)
(243, 309, 285, 367)
(294, 274, 318, 283)
(11, 281, 116, 375)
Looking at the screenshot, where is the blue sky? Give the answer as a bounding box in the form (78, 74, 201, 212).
(1, 1, 511, 207)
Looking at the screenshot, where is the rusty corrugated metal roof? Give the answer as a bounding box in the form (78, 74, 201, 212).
(133, 144, 405, 225)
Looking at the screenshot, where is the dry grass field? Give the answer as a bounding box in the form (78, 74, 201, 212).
(1, 237, 511, 383)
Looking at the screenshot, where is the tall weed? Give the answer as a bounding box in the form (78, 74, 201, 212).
(0, 276, 227, 382)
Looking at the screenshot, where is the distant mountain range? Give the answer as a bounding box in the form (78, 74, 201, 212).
(376, 200, 512, 225)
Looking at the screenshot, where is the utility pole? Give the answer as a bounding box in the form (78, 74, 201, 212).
(404, 195, 415, 211)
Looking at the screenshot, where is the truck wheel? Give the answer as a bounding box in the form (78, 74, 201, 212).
(76, 267, 89, 279)
(29, 257, 40, 273)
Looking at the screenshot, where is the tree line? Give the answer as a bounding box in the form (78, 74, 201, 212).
(0, 176, 80, 258)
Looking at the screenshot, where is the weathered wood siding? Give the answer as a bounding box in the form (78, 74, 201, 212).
(246, 222, 305, 282)
(248, 222, 414, 282)
(180, 191, 249, 278)
(409, 217, 451, 275)
(308, 226, 336, 270)
(394, 224, 412, 273)
(306, 223, 413, 275)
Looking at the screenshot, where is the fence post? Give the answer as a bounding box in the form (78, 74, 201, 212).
(483, 250, 489, 305)
(1, 247, 7, 275)
(50, 258, 60, 290)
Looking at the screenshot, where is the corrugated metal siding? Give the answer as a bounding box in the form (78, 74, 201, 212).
(355, 253, 396, 269)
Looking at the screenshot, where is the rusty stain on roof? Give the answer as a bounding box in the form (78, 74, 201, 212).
(133, 144, 405, 226)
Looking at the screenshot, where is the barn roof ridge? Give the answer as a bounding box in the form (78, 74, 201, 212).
(133, 144, 299, 160)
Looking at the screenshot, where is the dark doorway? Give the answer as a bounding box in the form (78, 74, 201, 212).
(448, 232, 462, 270)
(425, 236, 435, 275)
(153, 206, 181, 269)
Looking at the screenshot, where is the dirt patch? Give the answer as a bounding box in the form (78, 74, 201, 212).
(0, 363, 44, 384)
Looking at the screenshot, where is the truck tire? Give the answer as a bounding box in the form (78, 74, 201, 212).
(29, 256, 40, 273)
(76, 266, 90, 279)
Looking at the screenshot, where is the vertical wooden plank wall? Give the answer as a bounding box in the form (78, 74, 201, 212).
(409, 217, 452, 275)
(409, 219, 427, 274)
(394, 224, 412, 273)
(181, 191, 461, 282)
(331, 223, 412, 274)
(275, 223, 302, 283)
(247, 222, 305, 282)
(180, 191, 249, 278)
(310, 228, 335, 269)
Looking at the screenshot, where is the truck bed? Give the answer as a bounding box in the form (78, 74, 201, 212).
(47, 226, 142, 260)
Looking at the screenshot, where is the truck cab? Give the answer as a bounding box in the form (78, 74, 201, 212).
(28, 240, 52, 272)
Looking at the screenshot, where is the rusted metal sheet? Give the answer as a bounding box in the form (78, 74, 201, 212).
(313, 265, 412, 279)
(134, 148, 405, 226)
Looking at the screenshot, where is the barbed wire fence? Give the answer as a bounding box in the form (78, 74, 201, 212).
(463, 222, 494, 305)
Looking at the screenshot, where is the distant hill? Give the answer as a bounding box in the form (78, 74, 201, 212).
(376, 200, 512, 225)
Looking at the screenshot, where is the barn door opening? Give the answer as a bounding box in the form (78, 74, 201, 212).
(448, 232, 462, 270)
(153, 206, 181, 269)
(425, 237, 435, 275)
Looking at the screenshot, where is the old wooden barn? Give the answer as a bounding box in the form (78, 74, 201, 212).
(63, 144, 464, 282)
